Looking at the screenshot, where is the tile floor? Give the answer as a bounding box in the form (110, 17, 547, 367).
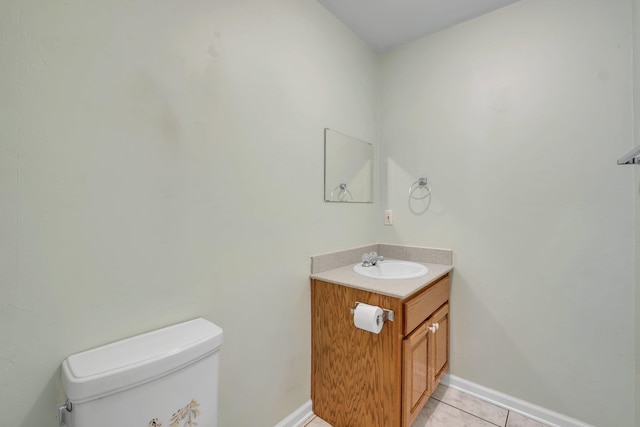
(302, 384, 549, 427)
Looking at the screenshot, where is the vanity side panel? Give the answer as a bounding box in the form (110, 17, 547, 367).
(311, 279, 403, 427)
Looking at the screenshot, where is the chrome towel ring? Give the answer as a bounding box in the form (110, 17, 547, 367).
(409, 177, 431, 200)
(331, 183, 353, 201)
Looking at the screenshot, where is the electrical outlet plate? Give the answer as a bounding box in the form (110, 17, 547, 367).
(384, 210, 393, 225)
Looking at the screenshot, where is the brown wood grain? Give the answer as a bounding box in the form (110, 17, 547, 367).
(402, 322, 430, 427)
(311, 273, 450, 427)
(311, 279, 404, 427)
(403, 275, 450, 335)
(430, 304, 449, 389)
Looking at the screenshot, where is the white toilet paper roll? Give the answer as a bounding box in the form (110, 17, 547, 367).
(353, 303, 384, 334)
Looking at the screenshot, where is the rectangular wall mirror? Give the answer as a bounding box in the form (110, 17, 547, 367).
(324, 128, 373, 203)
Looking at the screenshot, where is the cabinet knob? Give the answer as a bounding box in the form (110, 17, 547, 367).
(428, 325, 437, 333)
(434, 322, 440, 331)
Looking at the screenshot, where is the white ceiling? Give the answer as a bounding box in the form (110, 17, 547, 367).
(316, 0, 522, 52)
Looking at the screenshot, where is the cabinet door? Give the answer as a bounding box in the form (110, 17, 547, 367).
(402, 303, 450, 427)
(429, 303, 449, 390)
(402, 322, 430, 427)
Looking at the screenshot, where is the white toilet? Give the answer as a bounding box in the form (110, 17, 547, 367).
(60, 318, 223, 427)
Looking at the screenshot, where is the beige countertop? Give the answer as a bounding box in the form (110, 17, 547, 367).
(310, 261, 453, 299)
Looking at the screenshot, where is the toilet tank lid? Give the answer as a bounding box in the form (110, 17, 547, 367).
(61, 318, 223, 403)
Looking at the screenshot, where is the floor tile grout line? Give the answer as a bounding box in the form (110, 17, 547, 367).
(432, 395, 551, 427)
(302, 415, 317, 426)
(430, 397, 505, 427)
(430, 393, 510, 413)
(308, 393, 546, 427)
(431, 396, 509, 427)
(505, 410, 510, 427)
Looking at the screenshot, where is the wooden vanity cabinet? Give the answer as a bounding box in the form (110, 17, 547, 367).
(402, 303, 449, 427)
(311, 273, 450, 427)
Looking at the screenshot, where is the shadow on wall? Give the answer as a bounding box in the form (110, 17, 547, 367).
(450, 269, 577, 419)
(384, 156, 447, 218)
(22, 370, 61, 427)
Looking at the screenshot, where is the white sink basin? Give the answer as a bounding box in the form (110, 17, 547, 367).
(352, 260, 428, 280)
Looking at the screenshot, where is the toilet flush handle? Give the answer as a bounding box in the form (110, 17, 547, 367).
(58, 400, 72, 427)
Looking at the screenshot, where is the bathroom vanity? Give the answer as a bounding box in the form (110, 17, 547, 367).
(310, 247, 452, 427)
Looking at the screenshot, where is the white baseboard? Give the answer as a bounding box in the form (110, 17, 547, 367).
(276, 376, 596, 427)
(274, 400, 313, 427)
(441, 374, 595, 427)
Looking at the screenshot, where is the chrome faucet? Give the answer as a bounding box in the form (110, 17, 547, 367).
(361, 251, 384, 267)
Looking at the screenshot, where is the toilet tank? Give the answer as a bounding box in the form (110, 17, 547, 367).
(61, 318, 223, 427)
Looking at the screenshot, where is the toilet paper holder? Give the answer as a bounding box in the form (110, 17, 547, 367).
(350, 302, 395, 322)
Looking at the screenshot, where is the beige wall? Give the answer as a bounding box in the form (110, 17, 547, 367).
(378, 0, 635, 425)
(3, 1, 638, 426)
(0, 1, 379, 426)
